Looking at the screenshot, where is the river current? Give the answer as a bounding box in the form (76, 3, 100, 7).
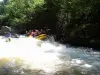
(0, 36, 100, 75)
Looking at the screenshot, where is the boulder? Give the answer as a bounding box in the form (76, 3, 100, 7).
(1, 26, 16, 35)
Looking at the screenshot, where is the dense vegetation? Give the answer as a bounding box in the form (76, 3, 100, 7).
(0, 0, 100, 47)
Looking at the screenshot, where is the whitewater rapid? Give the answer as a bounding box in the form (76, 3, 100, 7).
(0, 36, 100, 75)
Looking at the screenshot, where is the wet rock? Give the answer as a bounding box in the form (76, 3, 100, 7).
(1, 26, 16, 35)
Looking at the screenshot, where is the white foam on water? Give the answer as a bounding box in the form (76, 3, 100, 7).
(0, 36, 99, 74)
(0, 36, 63, 73)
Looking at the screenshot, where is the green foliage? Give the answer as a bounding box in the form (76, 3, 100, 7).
(0, 0, 100, 42)
(54, 0, 100, 41)
(0, 0, 45, 29)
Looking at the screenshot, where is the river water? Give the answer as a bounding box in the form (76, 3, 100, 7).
(0, 36, 100, 75)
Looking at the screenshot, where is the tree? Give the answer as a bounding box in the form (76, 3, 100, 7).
(0, 0, 45, 30)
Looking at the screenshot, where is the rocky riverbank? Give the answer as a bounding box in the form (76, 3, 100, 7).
(54, 34, 100, 50)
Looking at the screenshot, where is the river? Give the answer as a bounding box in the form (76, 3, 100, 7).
(0, 36, 100, 75)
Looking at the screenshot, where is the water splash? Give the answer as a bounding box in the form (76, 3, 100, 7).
(0, 36, 100, 75)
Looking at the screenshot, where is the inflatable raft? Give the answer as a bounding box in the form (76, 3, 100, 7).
(24, 33, 48, 40)
(35, 34, 48, 40)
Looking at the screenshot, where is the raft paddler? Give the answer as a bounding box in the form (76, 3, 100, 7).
(26, 30, 32, 37)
